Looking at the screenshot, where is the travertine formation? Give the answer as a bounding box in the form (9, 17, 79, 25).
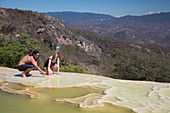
(0, 85, 40, 98)
(0, 67, 170, 113)
(55, 93, 103, 108)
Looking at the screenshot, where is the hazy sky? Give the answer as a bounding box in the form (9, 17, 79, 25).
(0, 0, 170, 17)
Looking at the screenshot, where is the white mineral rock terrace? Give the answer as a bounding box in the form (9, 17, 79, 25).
(0, 67, 170, 113)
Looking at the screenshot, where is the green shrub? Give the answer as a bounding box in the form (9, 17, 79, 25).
(60, 64, 85, 73)
(93, 59, 100, 66)
(112, 51, 170, 82)
(38, 17, 46, 24)
(38, 17, 43, 21)
(17, 9, 25, 13)
(0, 34, 40, 68)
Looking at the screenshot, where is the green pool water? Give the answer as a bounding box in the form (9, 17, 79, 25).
(1, 67, 170, 113)
(0, 83, 135, 113)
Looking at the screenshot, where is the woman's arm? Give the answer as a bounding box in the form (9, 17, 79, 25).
(57, 57, 59, 73)
(47, 58, 53, 75)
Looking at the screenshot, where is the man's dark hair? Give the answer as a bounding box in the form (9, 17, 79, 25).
(29, 50, 39, 56)
(32, 50, 39, 55)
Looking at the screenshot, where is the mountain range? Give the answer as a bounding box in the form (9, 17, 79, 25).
(0, 8, 170, 82)
(45, 11, 170, 48)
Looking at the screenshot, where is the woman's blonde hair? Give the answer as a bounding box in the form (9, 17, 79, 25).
(52, 53, 58, 60)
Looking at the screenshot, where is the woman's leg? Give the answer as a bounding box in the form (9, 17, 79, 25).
(44, 67, 47, 72)
(51, 66, 58, 70)
(51, 65, 60, 75)
(45, 67, 53, 75)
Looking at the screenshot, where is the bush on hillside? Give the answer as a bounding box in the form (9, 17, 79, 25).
(0, 34, 40, 68)
(110, 51, 170, 82)
(60, 64, 85, 73)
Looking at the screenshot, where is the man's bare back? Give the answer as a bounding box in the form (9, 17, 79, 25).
(18, 54, 37, 66)
(18, 51, 46, 78)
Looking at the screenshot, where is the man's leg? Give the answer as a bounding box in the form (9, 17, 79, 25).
(21, 68, 34, 78)
(18, 64, 34, 78)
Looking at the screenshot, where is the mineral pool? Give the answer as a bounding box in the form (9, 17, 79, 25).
(0, 67, 170, 113)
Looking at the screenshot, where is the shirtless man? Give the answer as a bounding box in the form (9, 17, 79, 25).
(18, 50, 46, 78)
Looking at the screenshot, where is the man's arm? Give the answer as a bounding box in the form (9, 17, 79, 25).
(30, 57, 46, 75)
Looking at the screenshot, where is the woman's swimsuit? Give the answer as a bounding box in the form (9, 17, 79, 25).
(44, 58, 57, 68)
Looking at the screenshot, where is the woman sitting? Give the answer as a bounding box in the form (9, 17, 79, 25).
(44, 53, 60, 75)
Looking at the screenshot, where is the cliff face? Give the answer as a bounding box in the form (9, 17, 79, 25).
(46, 11, 170, 48)
(0, 8, 101, 56)
(0, 8, 102, 72)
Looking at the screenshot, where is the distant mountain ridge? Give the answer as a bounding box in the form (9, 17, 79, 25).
(0, 8, 170, 83)
(45, 11, 170, 47)
(45, 11, 170, 31)
(44, 11, 117, 26)
(45, 11, 116, 20)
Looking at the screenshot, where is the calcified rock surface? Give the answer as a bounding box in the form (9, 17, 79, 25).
(55, 93, 103, 108)
(0, 67, 170, 113)
(0, 85, 40, 98)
